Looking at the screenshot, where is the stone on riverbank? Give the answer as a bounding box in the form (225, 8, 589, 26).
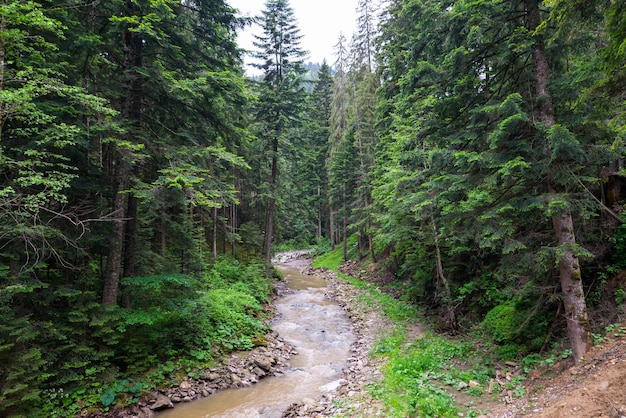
(86, 331, 296, 418)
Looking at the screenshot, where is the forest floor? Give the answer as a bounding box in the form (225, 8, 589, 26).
(286, 253, 626, 418)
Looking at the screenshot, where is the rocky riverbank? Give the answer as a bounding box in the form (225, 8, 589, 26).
(281, 261, 403, 417)
(85, 331, 296, 418)
(85, 251, 393, 418)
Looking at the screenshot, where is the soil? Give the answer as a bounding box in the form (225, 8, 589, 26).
(485, 332, 626, 418)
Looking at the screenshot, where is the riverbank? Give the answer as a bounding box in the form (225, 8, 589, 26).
(282, 257, 413, 417)
(84, 259, 301, 418)
(85, 333, 296, 418)
(83, 251, 398, 418)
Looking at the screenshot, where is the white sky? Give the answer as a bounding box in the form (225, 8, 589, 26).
(228, 0, 359, 70)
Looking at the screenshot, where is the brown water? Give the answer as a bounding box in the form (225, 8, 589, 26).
(157, 264, 355, 418)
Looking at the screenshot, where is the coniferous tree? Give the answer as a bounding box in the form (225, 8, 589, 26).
(252, 0, 307, 263)
(309, 62, 334, 239)
(327, 34, 353, 257)
(373, 0, 612, 355)
(349, 0, 380, 261)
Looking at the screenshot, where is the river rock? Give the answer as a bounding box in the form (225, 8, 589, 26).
(253, 366, 266, 377)
(207, 372, 221, 381)
(231, 373, 242, 387)
(320, 379, 347, 392)
(138, 407, 155, 418)
(254, 357, 272, 371)
(150, 393, 173, 410)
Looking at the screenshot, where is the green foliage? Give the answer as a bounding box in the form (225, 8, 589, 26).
(372, 334, 477, 417)
(482, 302, 518, 344)
(0, 257, 274, 417)
(611, 221, 626, 269)
(313, 246, 345, 271)
(481, 297, 553, 359)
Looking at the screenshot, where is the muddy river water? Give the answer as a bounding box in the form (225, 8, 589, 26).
(157, 263, 355, 418)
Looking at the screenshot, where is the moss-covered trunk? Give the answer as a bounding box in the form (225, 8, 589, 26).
(525, 0, 592, 361)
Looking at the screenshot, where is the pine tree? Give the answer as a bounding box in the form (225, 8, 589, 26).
(373, 0, 610, 353)
(349, 0, 381, 261)
(327, 34, 353, 257)
(524, 0, 592, 361)
(252, 0, 307, 263)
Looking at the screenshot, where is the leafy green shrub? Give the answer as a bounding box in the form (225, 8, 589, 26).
(186, 288, 267, 352)
(482, 302, 517, 343)
(481, 298, 552, 359)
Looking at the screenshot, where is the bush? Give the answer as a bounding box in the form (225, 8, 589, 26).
(481, 298, 552, 359)
(9, 257, 277, 417)
(482, 302, 517, 344)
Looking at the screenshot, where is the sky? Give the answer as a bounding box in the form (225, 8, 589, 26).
(227, 0, 359, 70)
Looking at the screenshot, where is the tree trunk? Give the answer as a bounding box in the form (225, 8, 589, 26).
(160, 212, 167, 258)
(552, 208, 592, 360)
(121, 194, 137, 308)
(103, 1, 144, 306)
(102, 175, 128, 306)
(525, 0, 592, 361)
(213, 206, 218, 261)
(231, 202, 236, 257)
(366, 198, 375, 262)
(342, 185, 347, 261)
(329, 206, 336, 250)
(264, 136, 278, 264)
(431, 215, 455, 329)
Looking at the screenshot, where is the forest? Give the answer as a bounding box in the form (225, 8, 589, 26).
(1, 0, 625, 416)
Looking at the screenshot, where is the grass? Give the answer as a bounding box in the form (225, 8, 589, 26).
(312, 246, 344, 270)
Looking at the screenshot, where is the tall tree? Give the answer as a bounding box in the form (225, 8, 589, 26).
(309, 62, 334, 239)
(327, 33, 352, 256)
(75, 0, 250, 304)
(0, 0, 116, 409)
(374, 0, 611, 354)
(252, 0, 307, 263)
(349, 0, 381, 261)
(524, 0, 592, 361)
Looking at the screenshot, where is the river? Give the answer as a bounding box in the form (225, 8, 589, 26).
(157, 262, 355, 417)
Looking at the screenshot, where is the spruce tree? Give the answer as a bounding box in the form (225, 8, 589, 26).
(327, 34, 353, 257)
(374, 0, 610, 355)
(251, 0, 307, 263)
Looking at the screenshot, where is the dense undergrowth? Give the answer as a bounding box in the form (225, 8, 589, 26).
(2, 258, 276, 417)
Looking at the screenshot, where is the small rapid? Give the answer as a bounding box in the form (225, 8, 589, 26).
(157, 262, 355, 418)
